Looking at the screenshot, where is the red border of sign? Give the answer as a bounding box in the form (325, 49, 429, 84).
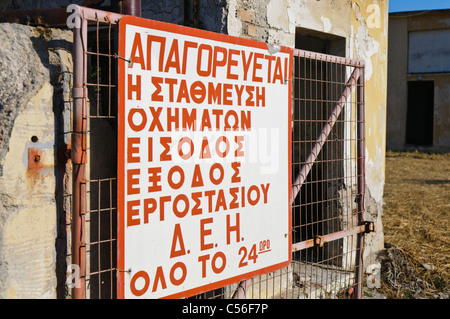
(117, 15, 292, 299)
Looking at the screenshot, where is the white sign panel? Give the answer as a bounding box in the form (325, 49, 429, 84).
(117, 16, 292, 299)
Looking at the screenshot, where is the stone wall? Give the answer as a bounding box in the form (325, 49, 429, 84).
(0, 23, 72, 298)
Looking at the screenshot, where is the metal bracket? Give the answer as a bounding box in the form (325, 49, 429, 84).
(117, 268, 132, 273)
(113, 53, 132, 67)
(314, 235, 325, 247)
(363, 221, 375, 234)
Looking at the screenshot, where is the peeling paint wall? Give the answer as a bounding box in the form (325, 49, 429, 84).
(350, 0, 388, 266)
(387, 10, 450, 153)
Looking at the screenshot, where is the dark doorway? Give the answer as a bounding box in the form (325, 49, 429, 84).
(406, 81, 434, 146)
(295, 27, 346, 57)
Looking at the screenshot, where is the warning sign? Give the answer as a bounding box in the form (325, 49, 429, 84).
(117, 16, 292, 299)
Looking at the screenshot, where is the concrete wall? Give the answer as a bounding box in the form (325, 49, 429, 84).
(387, 11, 450, 152)
(0, 23, 73, 298)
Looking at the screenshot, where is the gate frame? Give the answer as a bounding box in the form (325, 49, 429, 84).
(71, 6, 369, 299)
(71, 5, 124, 299)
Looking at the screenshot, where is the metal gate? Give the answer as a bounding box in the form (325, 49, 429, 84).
(69, 5, 368, 299)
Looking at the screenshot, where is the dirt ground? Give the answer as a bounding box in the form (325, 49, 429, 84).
(369, 151, 450, 299)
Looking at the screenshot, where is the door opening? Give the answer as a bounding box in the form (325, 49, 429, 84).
(295, 27, 346, 57)
(406, 80, 434, 146)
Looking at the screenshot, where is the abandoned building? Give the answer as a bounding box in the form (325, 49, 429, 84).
(387, 9, 450, 152)
(0, 0, 388, 299)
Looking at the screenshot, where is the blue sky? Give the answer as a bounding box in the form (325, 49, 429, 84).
(389, 0, 450, 13)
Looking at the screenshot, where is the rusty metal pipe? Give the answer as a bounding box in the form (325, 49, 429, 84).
(354, 67, 366, 299)
(193, 0, 199, 28)
(71, 13, 88, 299)
(290, 67, 361, 204)
(77, 5, 124, 23)
(293, 49, 364, 68)
(356, 68, 366, 224)
(121, 0, 141, 16)
(292, 224, 367, 252)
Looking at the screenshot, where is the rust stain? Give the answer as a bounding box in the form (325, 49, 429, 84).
(27, 148, 43, 170)
(26, 148, 43, 181)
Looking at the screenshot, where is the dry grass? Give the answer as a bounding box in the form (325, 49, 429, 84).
(379, 150, 450, 298)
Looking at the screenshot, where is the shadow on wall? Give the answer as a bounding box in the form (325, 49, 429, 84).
(30, 27, 73, 299)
